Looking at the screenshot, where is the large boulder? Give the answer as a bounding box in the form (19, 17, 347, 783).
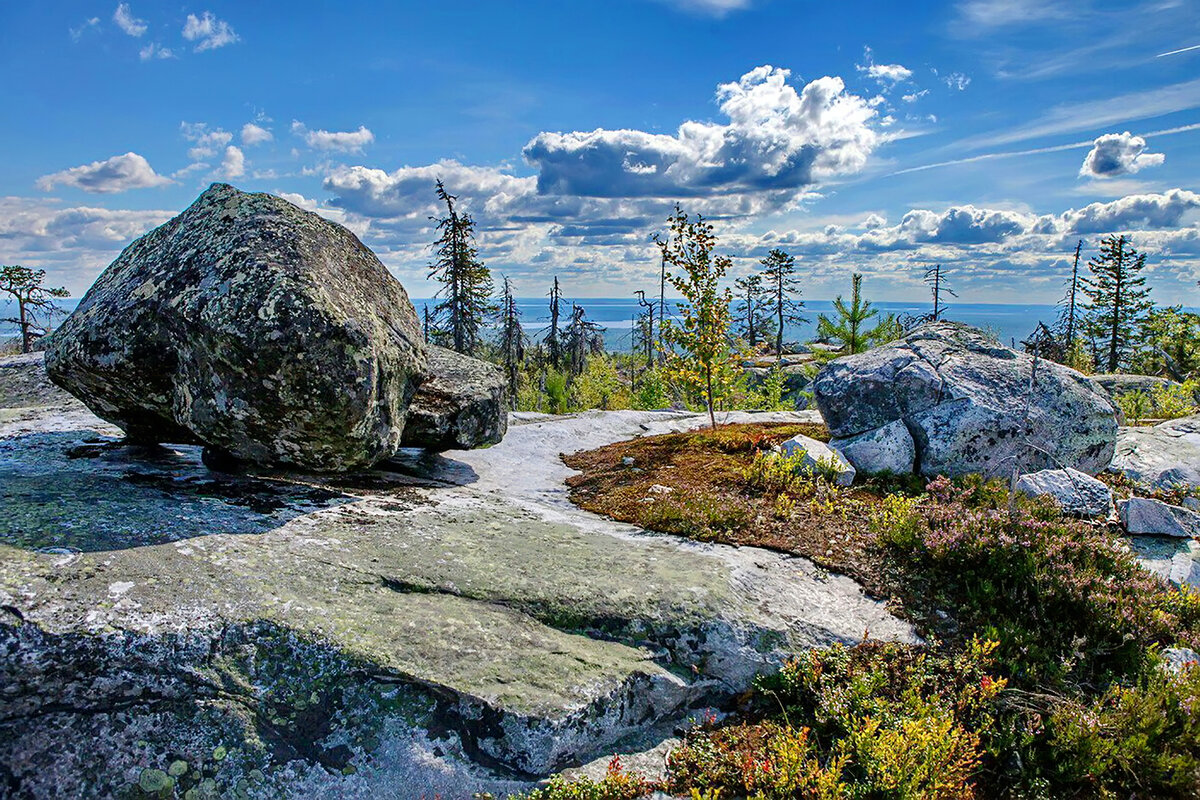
(46, 184, 442, 471)
(813, 321, 1119, 478)
(829, 419, 916, 476)
(1109, 415, 1200, 491)
(401, 345, 507, 451)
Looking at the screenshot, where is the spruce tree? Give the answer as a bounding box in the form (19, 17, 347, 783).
(759, 248, 806, 358)
(816, 273, 890, 356)
(497, 276, 525, 408)
(1083, 234, 1154, 373)
(924, 264, 957, 321)
(427, 180, 494, 356)
(544, 276, 563, 370)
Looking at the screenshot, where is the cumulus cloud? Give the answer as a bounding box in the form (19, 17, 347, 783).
(523, 65, 880, 198)
(295, 123, 375, 153)
(113, 3, 146, 36)
(1059, 189, 1199, 233)
(69, 17, 100, 42)
(180, 122, 233, 160)
(1079, 131, 1165, 179)
(139, 42, 173, 60)
(36, 153, 172, 194)
(218, 146, 245, 179)
(182, 12, 239, 51)
(241, 122, 273, 146)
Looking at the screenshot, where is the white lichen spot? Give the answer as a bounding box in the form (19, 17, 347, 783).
(108, 580, 136, 597)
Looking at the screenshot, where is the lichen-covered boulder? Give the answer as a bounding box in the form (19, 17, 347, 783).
(401, 345, 507, 451)
(813, 321, 1118, 478)
(1120, 497, 1200, 538)
(46, 183, 427, 471)
(1109, 415, 1200, 491)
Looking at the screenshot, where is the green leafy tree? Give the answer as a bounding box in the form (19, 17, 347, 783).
(496, 276, 526, 409)
(1132, 306, 1200, 380)
(0, 265, 69, 353)
(569, 354, 630, 411)
(1083, 234, 1154, 373)
(759, 248, 806, 358)
(656, 207, 741, 429)
(816, 273, 892, 357)
(427, 180, 494, 356)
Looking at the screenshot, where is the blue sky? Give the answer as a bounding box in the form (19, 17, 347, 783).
(3, 0, 1199, 305)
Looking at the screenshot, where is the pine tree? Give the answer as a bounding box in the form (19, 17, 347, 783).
(496, 276, 525, 409)
(816, 273, 890, 356)
(656, 206, 740, 429)
(563, 304, 604, 377)
(427, 180, 494, 356)
(1083, 234, 1154, 373)
(0, 265, 69, 353)
(759, 248, 806, 358)
(734, 273, 773, 351)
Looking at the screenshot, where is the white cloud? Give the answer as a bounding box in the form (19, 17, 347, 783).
(1079, 131, 1165, 178)
(956, 0, 1070, 27)
(901, 90, 929, 103)
(139, 42, 174, 61)
(942, 72, 971, 90)
(523, 65, 880, 198)
(297, 124, 376, 153)
(655, 0, 753, 16)
(70, 17, 100, 42)
(113, 3, 147, 37)
(180, 122, 233, 160)
(36, 153, 172, 194)
(219, 146, 245, 179)
(182, 12, 239, 51)
(857, 53, 913, 86)
(241, 122, 273, 146)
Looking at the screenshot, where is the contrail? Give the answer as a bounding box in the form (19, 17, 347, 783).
(890, 122, 1200, 176)
(1158, 44, 1200, 57)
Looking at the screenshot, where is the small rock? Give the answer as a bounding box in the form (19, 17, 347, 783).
(1162, 647, 1200, 674)
(829, 419, 915, 475)
(1015, 468, 1113, 518)
(648, 484, 674, 495)
(777, 434, 855, 487)
(622, 456, 636, 467)
(1119, 497, 1200, 538)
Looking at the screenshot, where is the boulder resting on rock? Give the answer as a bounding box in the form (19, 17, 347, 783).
(813, 321, 1118, 478)
(401, 345, 507, 451)
(777, 433, 855, 486)
(45, 183, 507, 470)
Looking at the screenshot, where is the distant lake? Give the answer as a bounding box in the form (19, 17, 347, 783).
(4, 296, 1063, 352)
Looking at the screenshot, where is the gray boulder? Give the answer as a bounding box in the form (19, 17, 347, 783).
(777, 433, 855, 486)
(1109, 415, 1200, 491)
(829, 419, 915, 475)
(44, 184, 499, 471)
(1014, 468, 1113, 518)
(1119, 496, 1200, 538)
(813, 321, 1118, 478)
(401, 345, 507, 450)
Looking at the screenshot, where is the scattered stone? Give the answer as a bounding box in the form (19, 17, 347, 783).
(1014, 468, 1113, 519)
(829, 419, 915, 475)
(622, 456, 636, 467)
(813, 321, 1118, 478)
(45, 183, 429, 471)
(1119, 496, 1200, 538)
(399, 345, 507, 451)
(1125, 536, 1200, 589)
(777, 433, 855, 486)
(1109, 414, 1200, 492)
(1162, 647, 1200, 674)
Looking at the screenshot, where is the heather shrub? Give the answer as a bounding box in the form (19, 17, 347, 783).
(517, 757, 654, 800)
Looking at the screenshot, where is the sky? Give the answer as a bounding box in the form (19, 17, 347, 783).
(2, 0, 1199, 306)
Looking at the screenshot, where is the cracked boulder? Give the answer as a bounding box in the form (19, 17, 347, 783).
(813, 321, 1119, 479)
(401, 345, 507, 451)
(46, 183, 494, 472)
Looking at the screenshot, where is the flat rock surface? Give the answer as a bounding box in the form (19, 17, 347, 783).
(0, 355, 908, 797)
